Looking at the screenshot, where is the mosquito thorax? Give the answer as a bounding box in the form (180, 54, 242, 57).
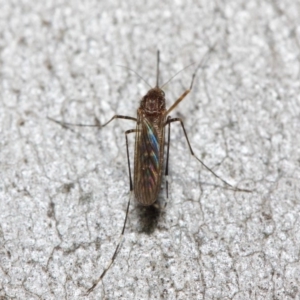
(140, 87, 166, 114)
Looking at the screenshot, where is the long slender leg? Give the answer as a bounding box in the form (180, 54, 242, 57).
(165, 47, 212, 116)
(165, 117, 251, 193)
(47, 115, 137, 128)
(125, 129, 139, 191)
(165, 74, 196, 115)
(86, 129, 137, 295)
(86, 193, 132, 295)
(165, 116, 171, 199)
(102, 115, 137, 127)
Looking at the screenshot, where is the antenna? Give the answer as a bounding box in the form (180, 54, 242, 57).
(160, 63, 195, 89)
(156, 50, 160, 87)
(116, 65, 152, 88)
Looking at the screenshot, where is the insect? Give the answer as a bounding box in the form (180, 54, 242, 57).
(48, 51, 250, 294)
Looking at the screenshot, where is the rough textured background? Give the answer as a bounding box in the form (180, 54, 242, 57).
(0, 0, 300, 299)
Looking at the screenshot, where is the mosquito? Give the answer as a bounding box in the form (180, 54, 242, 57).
(48, 50, 250, 294)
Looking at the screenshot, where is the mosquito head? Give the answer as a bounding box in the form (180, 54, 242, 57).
(140, 87, 166, 114)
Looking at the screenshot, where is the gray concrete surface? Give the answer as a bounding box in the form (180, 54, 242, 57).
(0, 0, 300, 299)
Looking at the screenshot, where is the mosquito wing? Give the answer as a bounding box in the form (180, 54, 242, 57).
(134, 113, 166, 205)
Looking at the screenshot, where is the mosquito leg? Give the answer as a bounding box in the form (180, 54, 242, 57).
(86, 192, 132, 295)
(47, 115, 137, 128)
(102, 115, 137, 127)
(165, 74, 196, 115)
(125, 129, 138, 191)
(86, 129, 137, 295)
(165, 117, 251, 193)
(165, 116, 172, 199)
(165, 45, 215, 116)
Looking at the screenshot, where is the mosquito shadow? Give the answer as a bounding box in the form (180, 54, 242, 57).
(133, 201, 164, 235)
